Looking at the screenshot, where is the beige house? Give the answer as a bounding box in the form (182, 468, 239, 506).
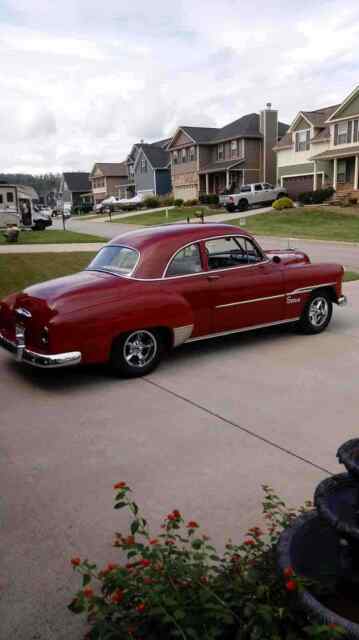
(275, 85, 359, 199)
(168, 106, 288, 200)
(90, 162, 128, 205)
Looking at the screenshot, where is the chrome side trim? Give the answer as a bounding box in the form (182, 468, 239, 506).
(216, 293, 285, 309)
(0, 331, 82, 369)
(173, 324, 194, 347)
(290, 281, 337, 294)
(185, 318, 301, 344)
(338, 295, 348, 307)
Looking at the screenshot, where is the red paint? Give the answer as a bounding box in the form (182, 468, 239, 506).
(0, 224, 345, 365)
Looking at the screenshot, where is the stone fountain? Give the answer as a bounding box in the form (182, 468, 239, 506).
(278, 439, 359, 639)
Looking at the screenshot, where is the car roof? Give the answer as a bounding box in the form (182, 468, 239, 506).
(108, 223, 255, 278)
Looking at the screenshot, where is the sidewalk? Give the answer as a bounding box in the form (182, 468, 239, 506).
(80, 205, 175, 222)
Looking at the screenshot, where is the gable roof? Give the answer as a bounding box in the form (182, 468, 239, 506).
(151, 138, 171, 149)
(170, 113, 288, 147)
(136, 144, 170, 169)
(63, 172, 91, 192)
(91, 162, 128, 177)
(327, 86, 359, 122)
(275, 104, 339, 149)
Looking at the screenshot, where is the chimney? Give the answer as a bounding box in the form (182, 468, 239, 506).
(259, 102, 278, 184)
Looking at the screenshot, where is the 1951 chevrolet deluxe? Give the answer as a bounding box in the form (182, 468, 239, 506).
(0, 223, 347, 377)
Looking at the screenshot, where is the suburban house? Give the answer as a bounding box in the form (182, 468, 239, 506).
(126, 139, 171, 197)
(58, 172, 91, 210)
(275, 85, 359, 199)
(167, 105, 288, 200)
(90, 162, 128, 205)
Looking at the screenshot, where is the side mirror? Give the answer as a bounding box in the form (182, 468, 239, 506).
(272, 255, 281, 264)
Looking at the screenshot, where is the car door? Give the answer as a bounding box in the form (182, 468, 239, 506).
(262, 183, 275, 203)
(253, 183, 264, 205)
(204, 235, 285, 334)
(161, 242, 212, 338)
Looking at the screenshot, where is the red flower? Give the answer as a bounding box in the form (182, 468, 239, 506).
(244, 539, 255, 546)
(165, 539, 175, 546)
(140, 559, 151, 568)
(83, 586, 94, 599)
(187, 521, 199, 529)
(283, 566, 294, 578)
(113, 481, 127, 490)
(136, 602, 146, 613)
(111, 588, 124, 604)
(149, 538, 159, 545)
(71, 557, 81, 566)
(124, 535, 135, 545)
(172, 510, 181, 519)
(285, 580, 297, 592)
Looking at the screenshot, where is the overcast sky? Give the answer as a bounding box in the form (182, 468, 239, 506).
(1, 0, 358, 173)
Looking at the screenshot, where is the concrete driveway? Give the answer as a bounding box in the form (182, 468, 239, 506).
(1, 282, 358, 639)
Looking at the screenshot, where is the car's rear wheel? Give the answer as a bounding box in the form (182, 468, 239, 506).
(237, 198, 249, 212)
(225, 203, 236, 213)
(298, 291, 332, 334)
(111, 329, 164, 378)
(276, 192, 286, 200)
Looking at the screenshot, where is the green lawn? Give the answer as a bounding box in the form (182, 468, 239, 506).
(228, 207, 359, 243)
(344, 271, 359, 282)
(0, 252, 96, 299)
(0, 230, 106, 245)
(114, 206, 219, 226)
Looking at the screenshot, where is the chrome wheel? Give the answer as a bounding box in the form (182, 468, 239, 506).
(123, 330, 157, 369)
(308, 296, 329, 328)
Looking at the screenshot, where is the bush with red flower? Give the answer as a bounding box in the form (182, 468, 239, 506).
(69, 484, 344, 640)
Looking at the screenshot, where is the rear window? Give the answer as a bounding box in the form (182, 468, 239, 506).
(87, 246, 139, 275)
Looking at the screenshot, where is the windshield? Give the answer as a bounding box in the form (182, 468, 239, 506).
(87, 245, 139, 275)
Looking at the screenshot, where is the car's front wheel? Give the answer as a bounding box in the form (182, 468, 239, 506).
(298, 291, 333, 334)
(111, 329, 164, 377)
(237, 198, 249, 212)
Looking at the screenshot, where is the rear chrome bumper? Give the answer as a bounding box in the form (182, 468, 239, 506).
(0, 331, 81, 368)
(337, 295, 348, 307)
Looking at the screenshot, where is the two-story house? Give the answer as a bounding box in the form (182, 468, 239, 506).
(90, 162, 129, 205)
(167, 106, 288, 200)
(275, 85, 359, 199)
(58, 172, 91, 210)
(126, 139, 171, 198)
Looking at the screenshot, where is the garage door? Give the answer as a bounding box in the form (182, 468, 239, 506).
(282, 175, 317, 199)
(174, 185, 198, 200)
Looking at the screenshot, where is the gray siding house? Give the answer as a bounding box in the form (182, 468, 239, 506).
(134, 144, 171, 196)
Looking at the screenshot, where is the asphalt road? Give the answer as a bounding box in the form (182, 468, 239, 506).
(1, 281, 358, 639)
(58, 217, 359, 271)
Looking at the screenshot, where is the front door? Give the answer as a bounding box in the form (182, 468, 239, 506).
(203, 235, 285, 333)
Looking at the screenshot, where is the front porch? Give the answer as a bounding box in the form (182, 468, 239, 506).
(312, 151, 359, 197)
(199, 167, 244, 195)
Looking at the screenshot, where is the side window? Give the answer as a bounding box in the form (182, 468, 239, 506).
(166, 243, 202, 277)
(254, 184, 262, 191)
(205, 236, 262, 270)
(7, 192, 14, 203)
(240, 185, 251, 193)
(263, 183, 273, 190)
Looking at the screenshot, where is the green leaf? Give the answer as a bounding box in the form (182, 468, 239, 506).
(82, 574, 91, 587)
(68, 598, 85, 614)
(114, 501, 127, 510)
(131, 520, 140, 535)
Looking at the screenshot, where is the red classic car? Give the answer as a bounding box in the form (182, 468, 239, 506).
(0, 223, 347, 377)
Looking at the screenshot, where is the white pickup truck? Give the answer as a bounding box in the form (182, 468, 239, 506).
(223, 182, 287, 212)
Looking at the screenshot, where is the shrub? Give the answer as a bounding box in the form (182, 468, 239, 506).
(69, 483, 344, 640)
(174, 198, 184, 207)
(184, 199, 199, 206)
(273, 197, 294, 210)
(143, 196, 160, 209)
(159, 196, 175, 207)
(349, 197, 358, 205)
(298, 188, 335, 205)
(199, 194, 219, 206)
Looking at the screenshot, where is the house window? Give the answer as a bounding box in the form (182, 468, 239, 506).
(141, 158, 147, 173)
(181, 148, 187, 163)
(189, 146, 195, 162)
(231, 140, 238, 159)
(218, 144, 224, 160)
(0, 194, 3, 204)
(7, 192, 14, 203)
(354, 120, 359, 144)
(173, 151, 178, 165)
(337, 122, 348, 145)
(295, 130, 310, 152)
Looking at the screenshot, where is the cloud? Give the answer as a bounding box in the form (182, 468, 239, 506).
(0, 0, 358, 172)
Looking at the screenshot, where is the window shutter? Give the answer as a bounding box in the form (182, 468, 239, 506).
(334, 124, 338, 145)
(354, 120, 359, 143)
(348, 120, 353, 143)
(306, 130, 310, 150)
(295, 133, 299, 152)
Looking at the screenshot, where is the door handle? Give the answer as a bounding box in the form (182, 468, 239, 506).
(207, 274, 221, 280)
